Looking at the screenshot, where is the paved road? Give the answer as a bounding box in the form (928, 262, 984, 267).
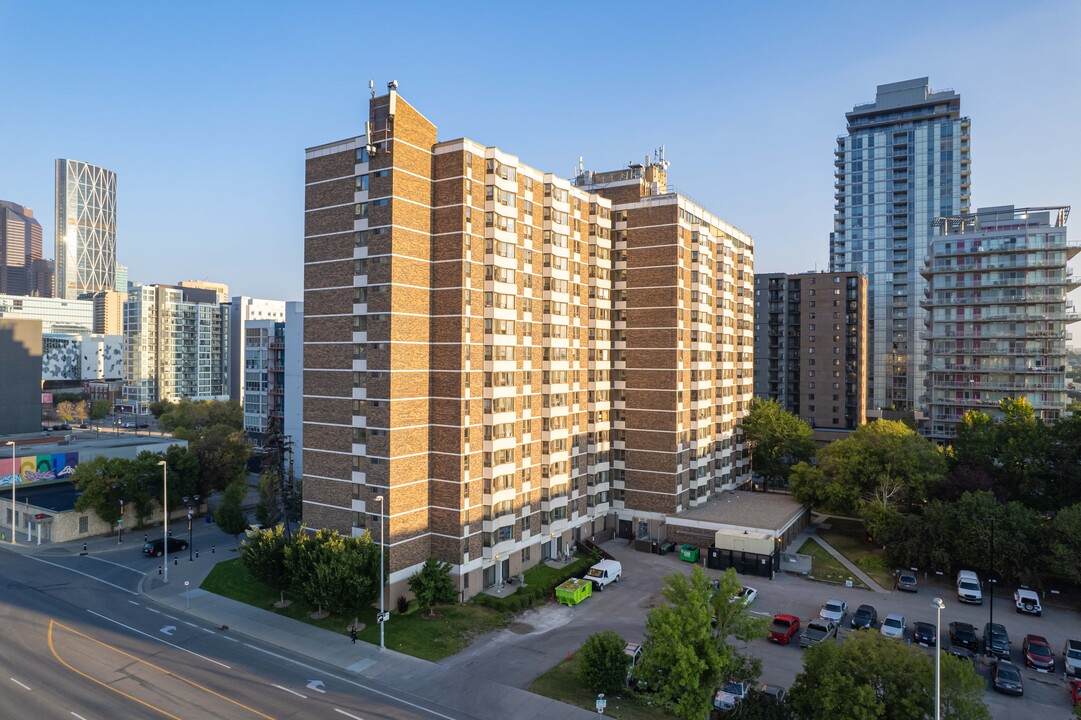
(450, 539, 1078, 718)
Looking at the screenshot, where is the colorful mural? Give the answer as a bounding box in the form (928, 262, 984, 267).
(0, 452, 79, 487)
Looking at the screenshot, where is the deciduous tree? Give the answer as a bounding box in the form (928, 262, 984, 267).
(576, 630, 629, 695)
(741, 398, 815, 491)
(407, 557, 457, 617)
(215, 480, 249, 545)
(240, 524, 290, 595)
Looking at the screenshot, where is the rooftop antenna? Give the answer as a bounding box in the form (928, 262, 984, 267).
(369, 79, 375, 99)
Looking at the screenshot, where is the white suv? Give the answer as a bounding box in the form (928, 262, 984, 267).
(1014, 587, 1042, 616)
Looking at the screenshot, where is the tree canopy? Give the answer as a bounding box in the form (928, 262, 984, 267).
(742, 398, 816, 490)
(577, 630, 630, 695)
(408, 557, 456, 617)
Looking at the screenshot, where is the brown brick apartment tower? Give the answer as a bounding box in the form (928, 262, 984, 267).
(304, 89, 753, 600)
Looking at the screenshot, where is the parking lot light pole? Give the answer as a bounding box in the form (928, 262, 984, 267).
(932, 597, 945, 720)
(158, 460, 168, 583)
(375, 494, 385, 651)
(5, 441, 15, 545)
(184, 496, 193, 561)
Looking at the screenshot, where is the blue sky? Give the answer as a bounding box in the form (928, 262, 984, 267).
(1, 1, 1078, 302)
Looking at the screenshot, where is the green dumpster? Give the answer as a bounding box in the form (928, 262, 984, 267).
(555, 577, 593, 606)
(679, 544, 700, 563)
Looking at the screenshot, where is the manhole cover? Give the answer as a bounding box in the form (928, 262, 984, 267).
(508, 622, 534, 635)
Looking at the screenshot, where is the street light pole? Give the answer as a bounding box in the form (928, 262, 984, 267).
(4, 441, 15, 545)
(375, 494, 385, 651)
(158, 460, 168, 583)
(932, 597, 945, 720)
(184, 497, 193, 561)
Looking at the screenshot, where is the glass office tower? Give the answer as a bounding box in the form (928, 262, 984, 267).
(55, 159, 117, 299)
(829, 78, 970, 416)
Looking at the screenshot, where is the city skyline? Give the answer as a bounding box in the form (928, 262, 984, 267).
(0, 1, 1078, 303)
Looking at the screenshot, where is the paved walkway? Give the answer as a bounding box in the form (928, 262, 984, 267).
(7, 525, 595, 720)
(790, 523, 890, 594)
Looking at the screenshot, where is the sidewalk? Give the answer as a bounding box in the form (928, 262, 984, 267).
(12, 524, 596, 720)
(791, 527, 890, 594)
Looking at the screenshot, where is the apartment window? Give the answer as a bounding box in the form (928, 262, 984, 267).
(356, 147, 369, 163)
(355, 203, 368, 219)
(356, 175, 369, 191)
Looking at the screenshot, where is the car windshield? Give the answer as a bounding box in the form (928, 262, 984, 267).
(885, 618, 902, 629)
(998, 666, 1020, 682)
(856, 608, 872, 618)
(1028, 643, 1051, 657)
(825, 602, 843, 612)
(587, 568, 602, 577)
(900, 575, 915, 583)
(738, 588, 752, 597)
(722, 683, 744, 694)
(1068, 648, 1081, 660)
(917, 623, 933, 632)
(960, 581, 979, 590)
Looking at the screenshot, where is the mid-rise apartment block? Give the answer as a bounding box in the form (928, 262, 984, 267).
(229, 296, 287, 403)
(242, 318, 286, 445)
(55, 159, 117, 299)
(753, 271, 868, 440)
(303, 89, 753, 599)
(86, 290, 125, 335)
(0, 201, 44, 296)
(830, 78, 970, 417)
(921, 205, 1078, 442)
(123, 285, 230, 410)
(0, 293, 93, 334)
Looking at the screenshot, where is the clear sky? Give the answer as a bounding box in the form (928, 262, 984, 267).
(1, 1, 1078, 302)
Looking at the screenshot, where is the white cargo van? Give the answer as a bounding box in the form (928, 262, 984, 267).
(586, 559, 623, 590)
(956, 570, 983, 604)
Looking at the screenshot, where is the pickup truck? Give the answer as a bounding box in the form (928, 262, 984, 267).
(799, 621, 838, 648)
(769, 614, 801, 645)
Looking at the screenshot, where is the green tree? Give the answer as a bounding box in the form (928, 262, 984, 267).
(408, 557, 457, 617)
(159, 398, 243, 433)
(255, 472, 284, 527)
(742, 398, 815, 491)
(215, 480, 250, 544)
(89, 399, 111, 421)
(240, 524, 290, 596)
(788, 630, 989, 720)
(635, 566, 762, 720)
(284, 529, 379, 617)
(577, 630, 630, 695)
(1045, 503, 1081, 584)
(56, 400, 88, 422)
(188, 424, 250, 494)
(71, 456, 127, 525)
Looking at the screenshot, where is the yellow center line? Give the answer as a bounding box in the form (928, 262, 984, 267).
(48, 620, 277, 720)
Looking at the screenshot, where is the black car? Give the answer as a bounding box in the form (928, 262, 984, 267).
(142, 538, 190, 557)
(949, 622, 979, 653)
(913, 621, 937, 648)
(78, 422, 91, 429)
(991, 660, 1024, 695)
(851, 604, 878, 629)
(983, 622, 1011, 660)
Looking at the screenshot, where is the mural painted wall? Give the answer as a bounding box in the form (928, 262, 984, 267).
(0, 452, 79, 487)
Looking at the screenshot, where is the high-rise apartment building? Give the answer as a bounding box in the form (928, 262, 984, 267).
(921, 205, 1078, 442)
(115, 263, 129, 295)
(229, 296, 287, 403)
(303, 89, 753, 599)
(753, 271, 867, 440)
(55, 159, 117, 299)
(0, 201, 43, 296)
(87, 290, 125, 335)
(242, 319, 286, 445)
(123, 285, 230, 409)
(179, 280, 229, 303)
(830, 78, 971, 417)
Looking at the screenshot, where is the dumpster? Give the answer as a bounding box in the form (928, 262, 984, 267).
(660, 542, 676, 556)
(555, 577, 593, 606)
(679, 544, 700, 563)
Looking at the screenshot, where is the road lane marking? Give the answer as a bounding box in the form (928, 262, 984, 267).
(23, 556, 137, 595)
(49, 621, 275, 720)
(273, 684, 307, 699)
(200, 628, 216, 634)
(335, 710, 365, 720)
(183, 622, 198, 628)
(10, 677, 30, 690)
(163, 614, 178, 620)
(306, 680, 326, 693)
(147, 608, 161, 614)
(222, 636, 239, 642)
(87, 610, 230, 669)
(71, 713, 88, 720)
(81, 555, 144, 574)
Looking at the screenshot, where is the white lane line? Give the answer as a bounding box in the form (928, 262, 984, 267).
(86, 610, 231, 669)
(71, 713, 88, 720)
(146, 608, 161, 614)
(200, 628, 216, 635)
(274, 684, 308, 699)
(80, 555, 144, 574)
(183, 622, 198, 628)
(10, 678, 30, 690)
(222, 636, 239, 642)
(22, 556, 137, 596)
(241, 643, 456, 720)
(334, 709, 365, 720)
(162, 614, 178, 620)
(128, 600, 140, 605)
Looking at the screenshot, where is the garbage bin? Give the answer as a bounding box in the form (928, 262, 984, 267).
(660, 542, 675, 555)
(679, 544, 700, 563)
(651, 540, 659, 554)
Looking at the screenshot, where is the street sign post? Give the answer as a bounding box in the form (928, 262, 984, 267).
(596, 693, 606, 715)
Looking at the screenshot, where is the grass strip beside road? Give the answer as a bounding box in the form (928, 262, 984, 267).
(528, 654, 676, 720)
(816, 518, 896, 589)
(201, 558, 508, 661)
(797, 538, 866, 588)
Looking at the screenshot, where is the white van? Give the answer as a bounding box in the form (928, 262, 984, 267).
(956, 570, 983, 605)
(586, 559, 623, 590)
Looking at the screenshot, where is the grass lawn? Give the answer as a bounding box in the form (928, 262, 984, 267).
(816, 518, 896, 589)
(797, 538, 866, 588)
(528, 654, 677, 720)
(201, 558, 508, 661)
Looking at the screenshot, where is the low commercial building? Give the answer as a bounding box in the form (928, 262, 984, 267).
(0, 318, 43, 434)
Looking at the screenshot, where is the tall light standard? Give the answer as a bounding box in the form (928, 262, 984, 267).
(183, 496, 194, 561)
(4, 441, 15, 545)
(932, 596, 945, 720)
(157, 460, 168, 583)
(374, 494, 385, 651)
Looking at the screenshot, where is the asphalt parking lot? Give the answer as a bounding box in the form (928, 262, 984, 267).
(445, 539, 1078, 718)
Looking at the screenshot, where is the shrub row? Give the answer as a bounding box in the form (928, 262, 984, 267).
(471, 549, 601, 613)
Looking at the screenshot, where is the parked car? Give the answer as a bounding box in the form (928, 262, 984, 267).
(713, 681, 749, 712)
(881, 613, 906, 639)
(947, 645, 977, 662)
(769, 614, 801, 645)
(1023, 634, 1055, 672)
(983, 622, 1011, 660)
(956, 570, 983, 605)
(77, 422, 91, 429)
(819, 599, 848, 623)
(1064, 639, 1081, 679)
(949, 622, 979, 653)
(913, 621, 937, 648)
(991, 660, 1024, 696)
(142, 538, 189, 557)
(122, 421, 136, 428)
(851, 604, 878, 630)
(800, 621, 838, 648)
(759, 685, 786, 704)
(586, 560, 622, 590)
(895, 571, 919, 593)
(732, 586, 758, 607)
(1071, 677, 1081, 707)
(1014, 588, 1042, 616)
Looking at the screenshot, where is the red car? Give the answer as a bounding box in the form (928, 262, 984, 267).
(769, 614, 801, 645)
(1023, 634, 1055, 672)
(1070, 678, 1081, 706)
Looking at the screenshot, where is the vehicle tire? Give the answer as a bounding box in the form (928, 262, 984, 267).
(1036, 611, 1041, 617)
(156, 550, 163, 557)
(615, 574, 621, 583)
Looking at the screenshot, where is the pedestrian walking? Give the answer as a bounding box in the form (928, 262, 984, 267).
(349, 623, 357, 644)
